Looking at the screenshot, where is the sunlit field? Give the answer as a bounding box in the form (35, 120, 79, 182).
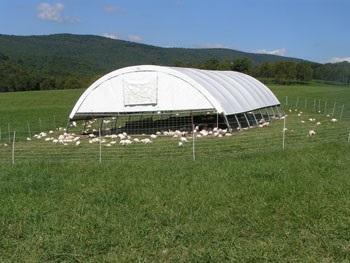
(0, 83, 350, 261)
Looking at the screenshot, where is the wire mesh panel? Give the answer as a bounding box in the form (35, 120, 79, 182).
(0, 100, 349, 165)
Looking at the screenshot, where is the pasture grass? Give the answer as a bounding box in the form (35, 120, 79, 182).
(0, 83, 350, 261)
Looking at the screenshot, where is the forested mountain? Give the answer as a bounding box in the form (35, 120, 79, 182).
(0, 34, 349, 92)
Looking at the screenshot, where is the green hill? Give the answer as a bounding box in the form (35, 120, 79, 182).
(0, 33, 303, 77)
(0, 34, 349, 92)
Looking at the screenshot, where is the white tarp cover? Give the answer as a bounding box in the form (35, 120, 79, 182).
(123, 72, 158, 106)
(69, 65, 280, 119)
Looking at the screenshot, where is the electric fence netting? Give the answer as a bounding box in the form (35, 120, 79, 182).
(0, 98, 349, 165)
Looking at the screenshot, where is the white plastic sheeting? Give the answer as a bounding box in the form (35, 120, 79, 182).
(69, 65, 280, 119)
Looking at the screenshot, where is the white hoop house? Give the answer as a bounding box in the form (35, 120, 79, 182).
(69, 65, 281, 134)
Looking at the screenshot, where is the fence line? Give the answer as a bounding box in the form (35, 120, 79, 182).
(0, 97, 349, 164)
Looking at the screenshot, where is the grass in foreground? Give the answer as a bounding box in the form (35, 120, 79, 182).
(1, 143, 350, 261)
(0, 83, 350, 261)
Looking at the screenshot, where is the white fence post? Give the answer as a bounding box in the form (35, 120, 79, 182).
(27, 121, 31, 138)
(192, 125, 196, 161)
(332, 102, 336, 116)
(318, 99, 321, 113)
(99, 128, 102, 164)
(12, 131, 16, 165)
(282, 117, 286, 151)
(340, 104, 345, 121)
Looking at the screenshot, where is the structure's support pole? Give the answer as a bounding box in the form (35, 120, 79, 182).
(216, 111, 219, 128)
(348, 130, 350, 143)
(274, 106, 282, 117)
(304, 98, 307, 110)
(100, 118, 104, 135)
(65, 119, 71, 133)
(53, 115, 56, 129)
(114, 115, 118, 134)
(222, 113, 232, 131)
(252, 112, 259, 126)
(324, 101, 328, 115)
(285, 96, 288, 107)
(270, 106, 276, 119)
(258, 109, 264, 121)
(83, 120, 87, 134)
(234, 114, 242, 130)
(244, 113, 251, 128)
(265, 108, 271, 121)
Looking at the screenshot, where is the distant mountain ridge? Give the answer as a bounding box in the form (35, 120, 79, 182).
(0, 33, 306, 77)
(0, 34, 349, 93)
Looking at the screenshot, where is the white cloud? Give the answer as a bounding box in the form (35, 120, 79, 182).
(257, 48, 287, 56)
(37, 3, 64, 22)
(194, 43, 230, 49)
(102, 33, 143, 43)
(37, 2, 79, 23)
(328, 57, 350, 63)
(102, 33, 121, 40)
(127, 35, 143, 42)
(103, 4, 122, 14)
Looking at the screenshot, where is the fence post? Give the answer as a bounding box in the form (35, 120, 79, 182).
(12, 131, 16, 165)
(340, 105, 345, 121)
(27, 121, 31, 138)
(192, 126, 196, 161)
(285, 96, 288, 107)
(318, 99, 321, 113)
(324, 101, 328, 115)
(99, 128, 102, 164)
(332, 102, 336, 116)
(191, 113, 196, 161)
(313, 99, 316, 112)
(282, 117, 286, 151)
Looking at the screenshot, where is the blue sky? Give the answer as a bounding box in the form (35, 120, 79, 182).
(0, 0, 349, 63)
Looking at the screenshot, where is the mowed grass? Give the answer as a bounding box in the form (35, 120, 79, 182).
(1, 83, 350, 261)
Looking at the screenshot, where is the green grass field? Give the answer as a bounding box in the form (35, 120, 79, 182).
(1, 83, 350, 261)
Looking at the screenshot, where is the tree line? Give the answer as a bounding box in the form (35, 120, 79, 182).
(0, 53, 93, 92)
(175, 58, 350, 85)
(1, 52, 349, 93)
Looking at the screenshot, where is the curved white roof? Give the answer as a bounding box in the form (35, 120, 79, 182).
(69, 65, 280, 119)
